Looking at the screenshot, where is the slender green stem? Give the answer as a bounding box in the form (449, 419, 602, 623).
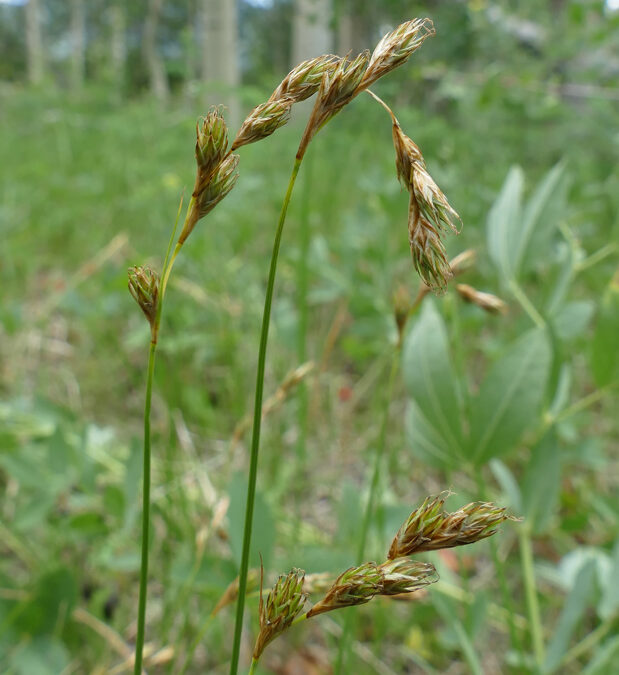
(134, 340, 157, 675)
(132, 193, 187, 675)
(229, 156, 303, 675)
(508, 279, 545, 329)
(248, 657, 258, 675)
(335, 348, 399, 674)
(519, 528, 545, 668)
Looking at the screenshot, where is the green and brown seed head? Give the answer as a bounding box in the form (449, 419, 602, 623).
(253, 568, 308, 661)
(378, 558, 439, 596)
(195, 108, 229, 177)
(359, 18, 436, 92)
(306, 562, 383, 618)
(388, 493, 515, 559)
(128, 265, 159, 331)
(269, 54, 341, 104)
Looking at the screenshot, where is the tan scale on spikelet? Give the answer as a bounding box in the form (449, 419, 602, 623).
(305, 562, 383, 618)
(358, 18, 436, 92)
(231, 54, 341, 151)
(253, 568, 308, 661)
(128, 266, 159, 336)
(388, 492, 515, 559)
(211, 569, 260, 617)
(378, 558, 439, 596)
(297, 51, 370, 158)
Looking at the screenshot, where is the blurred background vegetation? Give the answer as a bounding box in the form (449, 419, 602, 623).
(0, 0, 617, 673)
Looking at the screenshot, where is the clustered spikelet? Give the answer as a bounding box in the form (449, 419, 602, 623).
(269, 54, 341, 104)
(306, 562, 383, 618)
(231, 54, 341, 151)
(178, 108, 240, 246)
(128, 266, 159, 338)
(367, 90, 461, 291)
(253, 568, 308, 660)
(378, 558, 438, 596)
(388, 493, 515, 559)
(359, 18, 436, 91)
(456, 283, 508, 315)
(298, 51, 370, 158)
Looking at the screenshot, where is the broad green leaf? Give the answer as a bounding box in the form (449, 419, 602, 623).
(402, 301, 465, 465)
(590, 279, 619, 387)
(489, 459, 523, 513)
(516, 162, 567, 277)
(551, 300, 595, 342)
(582, 636, 619, 675)
(470, 329, 552, 463)
(227, 472, 275, 572)
(544, 560, 597, 673)
(486, 166, 523, 281)
(406, 401, 458, 469)
(10, 636, 69, 675)
(522, 433, 561, 534)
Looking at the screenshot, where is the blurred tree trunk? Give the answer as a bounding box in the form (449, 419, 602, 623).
(199, 0, 239, 124)
(109, 2, 126, 94)
(143, 0, 169, 103)
(292, 0, 332, 63)
(25, 0, 44, 85)
(334, 0, 372, 55)
(70, 0, 85, 91)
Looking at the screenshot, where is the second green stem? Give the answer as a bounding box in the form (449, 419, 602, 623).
(229, 156, 302, 675)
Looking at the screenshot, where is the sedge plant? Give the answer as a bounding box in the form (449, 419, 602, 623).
(128, 16, 515, 673)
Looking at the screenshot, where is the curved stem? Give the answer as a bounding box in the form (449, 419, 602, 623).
(229, 156, 303, 675)
(133, 340, 157, 675)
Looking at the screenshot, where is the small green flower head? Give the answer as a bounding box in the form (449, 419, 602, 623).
(379, 558, 439, 595)
(195, 108, 229, 176)
(306, 562, 383, 618)
(388, 493, 516, 558)
(128, 265, 159, 331)
(253, 568, 307, 660)
(270, 54, 341, 104)
(231, 100, 292, 151)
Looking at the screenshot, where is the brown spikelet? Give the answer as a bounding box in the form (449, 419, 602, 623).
(388, 493, 517, 559)
(305, 562, 383, 618)
(358, 18, 436, 92)
(297, 51, 370, 158)
(128, 266, 159, 340)
(456, 284, 508, 315)
(269, 54, 341, 103)
(253, 568, 307, 661)
(231, 99, 293, 151)
(212, 569, 260, 617)
(378, 558, 439, 596)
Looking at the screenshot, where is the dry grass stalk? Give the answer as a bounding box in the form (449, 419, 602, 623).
(253, 568, 308, 660)
(212, 569, 260, 617)
(231, 361, 314, 446)
(388, 492, 516, 559)
(305, 562, 382, 618)
(456, 283, 508, 315)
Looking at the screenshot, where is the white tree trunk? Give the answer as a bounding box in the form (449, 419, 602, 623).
(25, 0, 44, 85)
(109, 2, 126, 91)
(199, 0, 240, 124)
(143, 0, 169, 103)
(292, 0, 332, 64)
(70, 0, 85, 91)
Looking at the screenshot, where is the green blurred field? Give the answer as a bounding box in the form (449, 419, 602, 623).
(1, 6, 618, 673)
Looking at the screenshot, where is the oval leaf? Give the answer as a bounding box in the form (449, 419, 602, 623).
(470, 328, 552, 463)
